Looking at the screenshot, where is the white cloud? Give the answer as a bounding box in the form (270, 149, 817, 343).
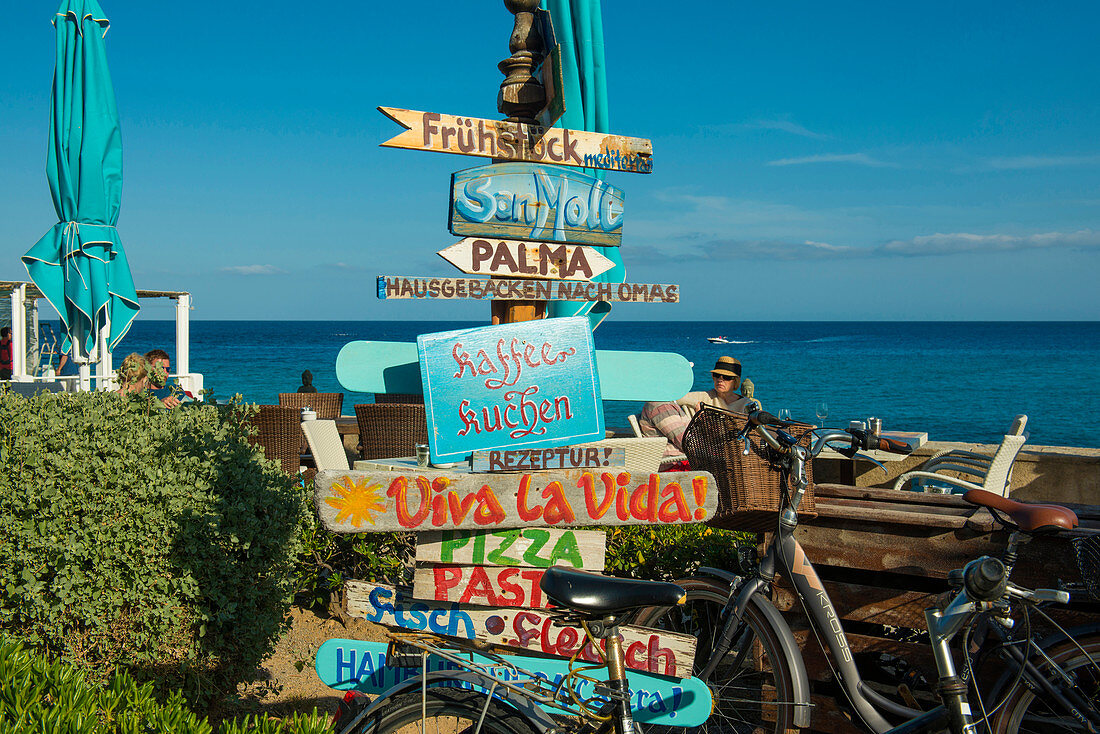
(982, 154, 1100, 170)
(220, 264, 284, 275)
(742, 118, 829, 139)
(767, 153, 895, 167)
(878, 229, 1100, 256)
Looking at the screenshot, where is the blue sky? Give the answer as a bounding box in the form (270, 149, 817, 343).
(2, 1, 1097, 322)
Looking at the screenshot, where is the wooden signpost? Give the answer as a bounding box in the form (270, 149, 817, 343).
(415, 528, 606, 569)
(314, 468, 718, 534)
(378, 107, 653, 174)
(438, 238, 616, 280)
(334, 340, 695, 402)
(413, 564, 554, 608)
(344, 581, 696, 678)
(379, 276, 678, 303)
(470, 445, 625, 472)
(314, 638, 713, 726)
(449, 163, 624, 247)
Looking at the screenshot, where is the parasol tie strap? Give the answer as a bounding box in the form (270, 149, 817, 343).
(61, 221, 118, 291)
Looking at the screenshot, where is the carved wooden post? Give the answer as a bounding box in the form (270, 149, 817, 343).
(494, 0, 547, 324)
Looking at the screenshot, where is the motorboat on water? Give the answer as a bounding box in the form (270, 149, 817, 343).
(708, 336, 733, 344)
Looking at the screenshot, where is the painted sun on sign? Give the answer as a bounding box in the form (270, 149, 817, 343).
(325, 475, 387, 527)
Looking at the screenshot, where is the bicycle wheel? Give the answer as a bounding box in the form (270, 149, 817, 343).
(633, 577, 798, 734)
(992, 633, 1100, 734)
(335, 687, 540, 734)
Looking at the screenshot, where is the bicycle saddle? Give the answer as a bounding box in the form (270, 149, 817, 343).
(540, 567, 686, 615)
(964, 488, 1079, 533)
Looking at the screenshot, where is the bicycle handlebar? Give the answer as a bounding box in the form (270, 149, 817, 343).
(743, 406, 914, 459)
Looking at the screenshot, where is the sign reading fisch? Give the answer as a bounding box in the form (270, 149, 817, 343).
(378, 107, 653, 174)
(313, 468, 717, 534)
(417, 318, 603, 463)
(438, 238, 616, 281)
(449, 163, 624, 247)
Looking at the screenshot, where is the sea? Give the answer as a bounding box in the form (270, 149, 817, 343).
(98, 320, 1100, 449)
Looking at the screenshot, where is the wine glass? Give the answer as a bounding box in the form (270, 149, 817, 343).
(815, 401, 830, 426)
(778, 408, 792, 422)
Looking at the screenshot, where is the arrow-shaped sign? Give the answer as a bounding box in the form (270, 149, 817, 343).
(378, 107, 653, 174)
(438, 238, 615, 281)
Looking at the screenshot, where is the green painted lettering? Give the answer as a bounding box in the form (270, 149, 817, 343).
(549, 531, 585, 569)
(522, 528, 552, 567)
(486, 529, 523, 566)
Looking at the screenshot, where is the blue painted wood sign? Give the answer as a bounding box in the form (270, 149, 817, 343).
(450, 163, 624, 247)
(417, 317, 604, 464)
(315, 638, 712, 726)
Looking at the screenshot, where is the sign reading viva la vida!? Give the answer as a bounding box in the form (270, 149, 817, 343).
(418, 317, 603, 463)
(450, 163, 625, 248)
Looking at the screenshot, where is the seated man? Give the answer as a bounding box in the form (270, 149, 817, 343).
(144, 349, 192, 408)
(637, 356, 758, 453)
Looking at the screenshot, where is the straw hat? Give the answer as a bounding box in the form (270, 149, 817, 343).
(710, 356, 742, 378)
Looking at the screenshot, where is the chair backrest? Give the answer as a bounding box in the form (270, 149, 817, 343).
(248, 405, 300, 475)
(279, 392, 344, 419)
(627, 414, 645, 439)
(302, 420, 350, 471)
(981, 430, 1028, 495)
(1008, 414, 1028, 436)
(374, 393, 425, 404)
(354, 403, 429, 460)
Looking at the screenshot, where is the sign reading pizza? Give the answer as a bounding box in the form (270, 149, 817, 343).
(417, 317, 603, 464)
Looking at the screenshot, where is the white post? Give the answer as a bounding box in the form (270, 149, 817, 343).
(10, 284, 27, 379)
(95, 318, 113, 391)
(175, 293, 192, 395)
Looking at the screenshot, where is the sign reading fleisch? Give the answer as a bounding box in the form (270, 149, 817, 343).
(471, 445, 624, 473)
(378, 107, 653, 174)
(315, 638, 713, 725)
(343, 581, 696, 678)
(449, 163, 624, 247)
(417, 318, 603, 463)
(438, 238, 616, 281)
(378, 276, 679, 303)
(314, 468, 717, 534)
(413, 564, 553, 608)
(415, 528, 606, 570)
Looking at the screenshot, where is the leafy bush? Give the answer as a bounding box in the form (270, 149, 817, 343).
(604, 524, 752, 580)
(0, 391, 312, 700)
(0, 636, 331, 733)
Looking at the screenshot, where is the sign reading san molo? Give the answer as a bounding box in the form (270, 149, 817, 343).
(417, 318, 602, 463)
(450, 163, 624, 247)
(378, 276, 678, 303)
(415, 528, 606, 570)
(378, 107, 653, 174)
(314, 468, 717, 534)
(438, 238, 615, 281)
(343, 581, 696, 678)
(471, 446, 625, 473)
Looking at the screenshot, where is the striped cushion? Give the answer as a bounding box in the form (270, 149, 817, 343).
(639, 401, 690, 451)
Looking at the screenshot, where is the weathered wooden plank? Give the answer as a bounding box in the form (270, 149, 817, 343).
(334, 340, 695, 403)
(344, 581, 695, 678)
(377, 276, 679, 303)
(315, 468, 718, 533)
(415, 528, 606, 571)
(772, 580, 938, 630)
(449, 163, 624, 247)
(314, 638, 713, 726)
(471, 446, 625, 473)
(438, 238, 616, 280)
(413, 564, 553, 608)
(379, 107, 653, 174)
(418, 319, 602, 464)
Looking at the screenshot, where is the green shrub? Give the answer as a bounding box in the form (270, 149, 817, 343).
(604, 524, 752, 580)
(0, 636, 331, 733)
(0, 391, 312, 700)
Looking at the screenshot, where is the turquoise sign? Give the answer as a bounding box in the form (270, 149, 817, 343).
(450, 163, 625, 247)
(417, 317, 604, 464)
(315, 638, 711, 726)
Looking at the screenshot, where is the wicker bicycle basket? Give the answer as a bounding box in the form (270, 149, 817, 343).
(682, 405, 817, 532)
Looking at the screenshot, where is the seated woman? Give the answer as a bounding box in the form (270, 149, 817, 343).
(637, 356, 759, 453)
(116, 353, 150, 394)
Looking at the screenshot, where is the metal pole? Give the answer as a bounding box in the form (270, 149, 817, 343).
(10, 284, 27, 379)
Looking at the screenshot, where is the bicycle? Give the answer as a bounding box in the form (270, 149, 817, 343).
(632, 404, 1100, 734)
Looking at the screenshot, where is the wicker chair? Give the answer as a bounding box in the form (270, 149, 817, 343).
(278, 392, 344, 418)
(354, 403, 429, 460)
(892, 415, 1028, 496)
(374, 393, 424, 404)
(248, 405, 301, 475)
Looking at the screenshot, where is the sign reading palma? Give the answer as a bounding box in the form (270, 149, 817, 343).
(449, 163, 625, 247)
(418, 317, 603, 463)
(314, 468, 717, 534)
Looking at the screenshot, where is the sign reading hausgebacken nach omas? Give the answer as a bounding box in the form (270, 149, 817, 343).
(417, 317, 603, 464)
(450, 163, 624, 247)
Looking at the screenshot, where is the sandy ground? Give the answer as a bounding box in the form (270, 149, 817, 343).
(235, 604, 387, 721)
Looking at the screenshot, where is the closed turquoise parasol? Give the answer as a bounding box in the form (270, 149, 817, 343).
(23, 0, 139, 357)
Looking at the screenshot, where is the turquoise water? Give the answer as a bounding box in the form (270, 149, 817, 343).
(107, 320, 1100, 448)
